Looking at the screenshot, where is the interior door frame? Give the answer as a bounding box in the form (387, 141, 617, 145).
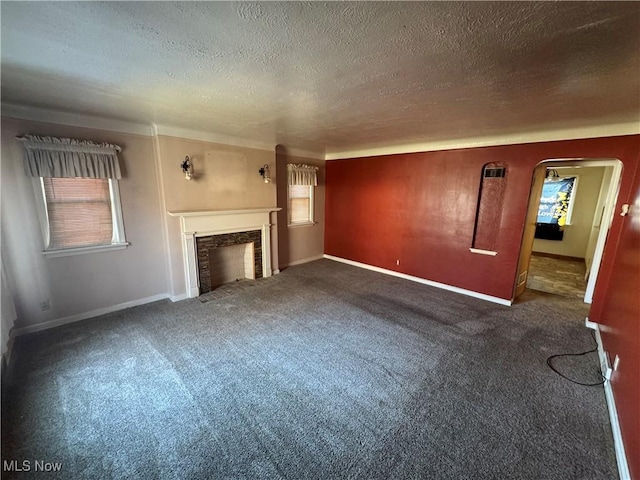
(513, 158, 623, 303)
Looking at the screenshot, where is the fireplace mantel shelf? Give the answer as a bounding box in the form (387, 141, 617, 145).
(168, 207, 280, 217)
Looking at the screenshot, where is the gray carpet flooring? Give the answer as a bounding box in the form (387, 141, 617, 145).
(1, 259, 616, 479)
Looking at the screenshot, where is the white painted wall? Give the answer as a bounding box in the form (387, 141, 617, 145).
(1, 117, 168, 331)
(585, 167, 614, 276)
(533, 166, 605, 258)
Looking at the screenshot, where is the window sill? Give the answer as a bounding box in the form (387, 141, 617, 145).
(43, 242, 129, 258)
(288, 222, 317, 228)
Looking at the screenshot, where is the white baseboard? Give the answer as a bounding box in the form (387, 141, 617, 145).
(169, 293, 189, 302)
(10, 293, 169, 337)
(585, 318, 599, 330)
(323, 255, 512, 306)
(587, 318, 631, 480)
(284, 255, 325, 268)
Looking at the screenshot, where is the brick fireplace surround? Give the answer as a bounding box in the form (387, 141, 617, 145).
(196, 230, 262, 294)
(168, 208, 280, 298)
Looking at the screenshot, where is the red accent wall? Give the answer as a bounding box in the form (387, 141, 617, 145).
(325, 135, 639, 300)
(325, 134, 640, 475)
(597, 160, 640, 480)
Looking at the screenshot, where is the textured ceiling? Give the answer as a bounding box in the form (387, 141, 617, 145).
(1, 1, 639, 155)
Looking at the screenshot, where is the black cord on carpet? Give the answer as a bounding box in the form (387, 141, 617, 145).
(546, 330, 606, 387)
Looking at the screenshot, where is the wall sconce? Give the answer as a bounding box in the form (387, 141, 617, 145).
(258, 164, 271, 183)
(181, 156, 194, 181)
(545, 168, 560, 180)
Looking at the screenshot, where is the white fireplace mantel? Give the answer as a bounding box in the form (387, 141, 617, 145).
(168, 207, 281, 298)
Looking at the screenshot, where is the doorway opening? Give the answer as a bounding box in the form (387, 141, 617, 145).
(514, 159, 622, 303)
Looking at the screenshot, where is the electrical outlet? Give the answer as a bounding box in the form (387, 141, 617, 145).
(396, 260, 400, 266)
(39, 300, 50, 311)
(613, 355, 620, 371)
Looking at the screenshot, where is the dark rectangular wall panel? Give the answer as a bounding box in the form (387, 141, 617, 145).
(473, 165, 507, 251)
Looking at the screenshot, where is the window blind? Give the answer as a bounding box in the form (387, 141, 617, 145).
(43, 177, 113, 249)
(289, 185, 311, 224)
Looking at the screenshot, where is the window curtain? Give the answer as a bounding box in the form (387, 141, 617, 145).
(18, 134, 122, 179)
(287, 163, 318, 186)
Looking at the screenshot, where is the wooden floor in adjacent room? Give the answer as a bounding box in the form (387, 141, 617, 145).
(526, 254, 587, 299)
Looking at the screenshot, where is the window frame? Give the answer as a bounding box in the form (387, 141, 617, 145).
(33, 177, 129, 258)
(287, 183, 315, 228)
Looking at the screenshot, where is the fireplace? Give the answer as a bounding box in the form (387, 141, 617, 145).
(168, 208, 280, 298)
(196, 231, 262, 293)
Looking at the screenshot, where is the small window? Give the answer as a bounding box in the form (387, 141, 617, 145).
(39, 177, 127, 255)
(286, 163, 318, 227)
(288, 184, 314, 226)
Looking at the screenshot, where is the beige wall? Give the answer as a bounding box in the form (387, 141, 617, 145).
(533, 166, 605, 258)
(0, 115, 317, 334)
(276, 147, 325, 268)
(0, 117, 168, 329)
(1, 254, 18, 357)
(154, 135, 277, 296)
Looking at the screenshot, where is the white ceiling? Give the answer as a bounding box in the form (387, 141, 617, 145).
(1, 1, 639, 156)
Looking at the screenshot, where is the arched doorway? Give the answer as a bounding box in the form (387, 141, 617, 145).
(513, 158, 623, 302)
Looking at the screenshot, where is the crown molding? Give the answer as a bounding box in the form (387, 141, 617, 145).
(152, 123, 277, 152)
(154, 125, 324, 158)
(6, 103, 634, 160)
(324, 122, 640, 160)
(277, 146, 325, 160)
(0, 103, 325, 156)
(1, 103, 153, 136)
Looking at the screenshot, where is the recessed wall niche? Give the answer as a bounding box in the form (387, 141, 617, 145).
(472, 163, 507, 252)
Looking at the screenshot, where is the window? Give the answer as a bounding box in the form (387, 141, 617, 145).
(287, 163, 318, 227)
(288, 184, 314, 225)
(42, 177, 116, 249)
(19, 134, 128, 257)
